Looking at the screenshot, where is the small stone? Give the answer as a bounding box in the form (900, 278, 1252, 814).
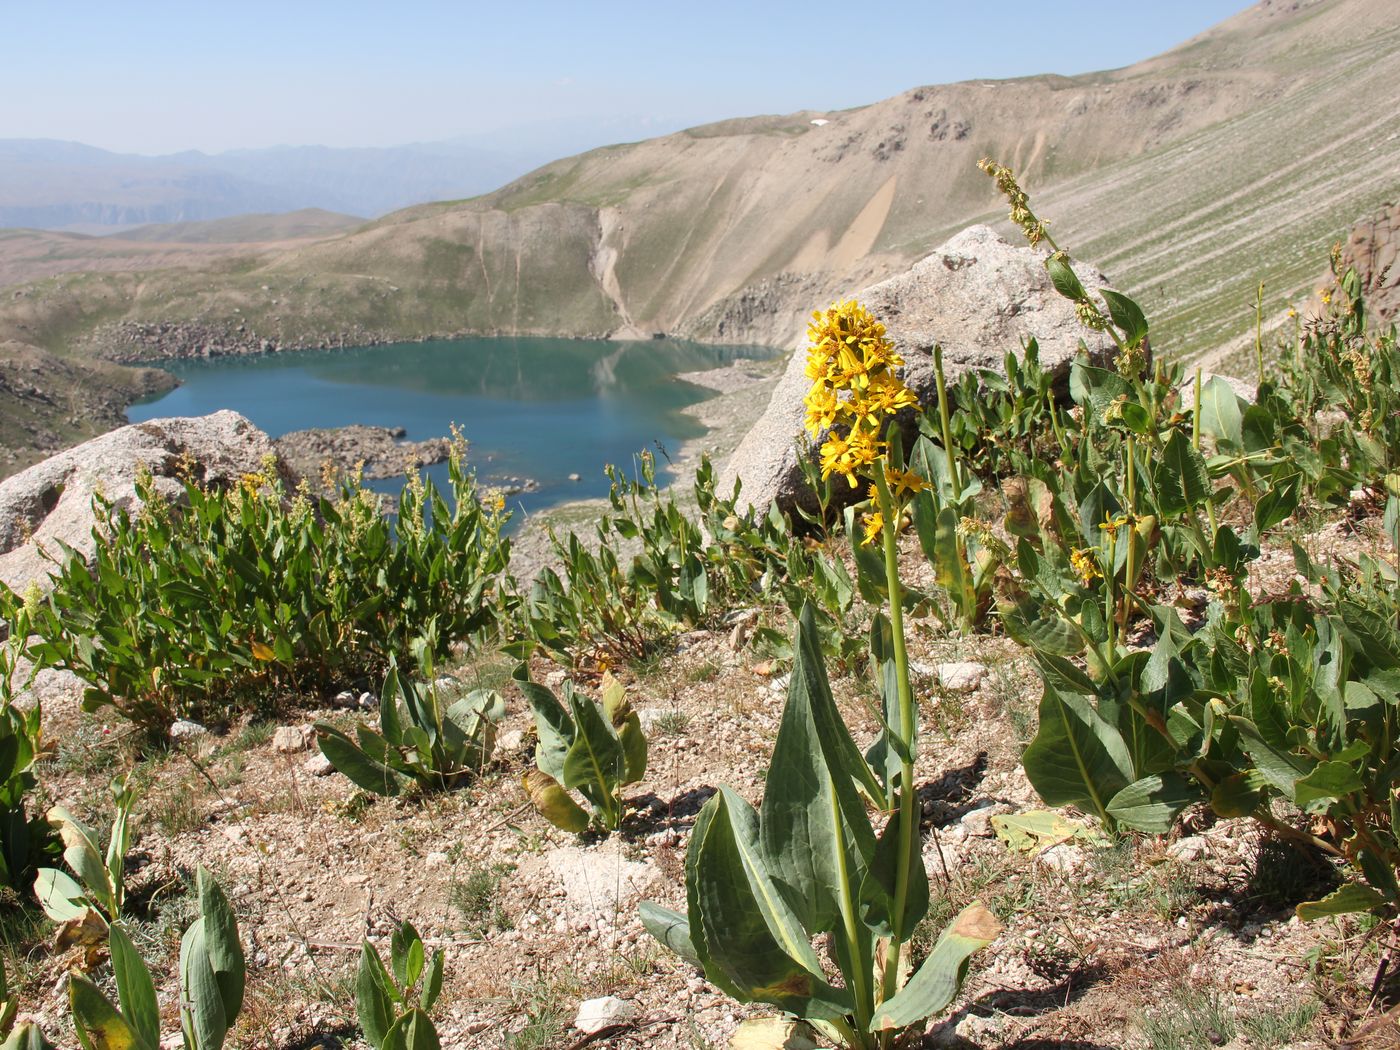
(567, 472, 581, 482)
(303, 753, 334, 776)
(169, 719, 207, 741)
(936, 662, 987, 693)
(331, 690, 357, 709)
(357, 691, 377, 710)
(573, 996, 635, 1035)
(272, 724, 314, 753)
(961, 802, 1013, 838)
(1168, 835, 1209, 862)
(768, 673, 791, 695)
(497, 728, 525, 751)
(424, 851, 451, 869)
(1034, 843, 1085, 873)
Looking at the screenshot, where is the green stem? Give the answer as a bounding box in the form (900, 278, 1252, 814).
(873, 471, 918, 1017)
(830, 779, 875, 1040)
(933, 345, 976, 627)
(1124, 435, 1137, 627)
(1255, 281, 1265, 393)
(1104, 527, 1118, 660)
(933, 344, 964, 504)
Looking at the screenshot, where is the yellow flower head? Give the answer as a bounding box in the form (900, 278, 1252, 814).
(884, 467, 927, 500)
(802, 382, 842, 437)
(804, 299, 919, 487)
(1069, 547, 1102, 584)
(861, 510, 884, 547)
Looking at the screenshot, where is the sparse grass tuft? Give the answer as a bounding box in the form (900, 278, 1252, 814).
(450, 861, 516, 937)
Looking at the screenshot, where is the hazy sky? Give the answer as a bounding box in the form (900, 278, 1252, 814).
(2, 1, 1250, 156)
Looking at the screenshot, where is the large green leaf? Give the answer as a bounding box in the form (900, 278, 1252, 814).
(515, 678, 574, 782)
(561, 694, 624, 796)
(179, 923, 227, 1050)
(356, 943, 396, 1049)
(1022, 686, 1133, 824)
(760, 605, 878, 932)
(868, 903, 1000, 1032)
(1294, 760, 1366, 808)
(999, 599, 1083, 658)
(687, 788, 850, 1020)
(196, 869, 244, 1023)
(108, 925, 159, 1050)
(383, 1009, 442, 1050)
(639, 901, 701, 968)
(1154, 430, 1213, 518)
(315, 725, 406, 797)
(1196, 376, 1245, 451)
(1229, 717, 1313, 801)
(1296, 882, 1388, 921)
(1106, 773, 1204, 834)
(68, 973, 153, 1050)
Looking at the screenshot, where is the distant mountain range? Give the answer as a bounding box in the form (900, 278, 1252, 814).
(0, 118, 683, 230)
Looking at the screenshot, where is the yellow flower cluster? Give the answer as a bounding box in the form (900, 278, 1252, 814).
(803, 300, 919, 489)
(1069, 547, 1102, 585)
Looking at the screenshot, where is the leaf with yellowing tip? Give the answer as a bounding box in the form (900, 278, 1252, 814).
(869, 902, 1001, 1032)
(522, 769, 589, 833)
(728, 1016, 821, 1049)
(250, 641, 275, 662)
(68, 972, 155, 1050)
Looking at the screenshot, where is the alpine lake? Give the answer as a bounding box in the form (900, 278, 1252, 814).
(127, 336, 776, 521)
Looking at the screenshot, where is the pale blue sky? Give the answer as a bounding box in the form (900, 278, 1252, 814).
(1, 1, 1251, 155)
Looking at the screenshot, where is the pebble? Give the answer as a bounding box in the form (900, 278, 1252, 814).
(423, 851, 451, 869)
(1168, 835, 1209, 862)
(303, 753, 334, 776)
(1035, 843, 1086, 873)
(574, 996, 635, 1034)
(497, 728, 525, 751)
(936, 661, 988, 693)
(169, 719, 207, 741)
(272, 724, 314, 753)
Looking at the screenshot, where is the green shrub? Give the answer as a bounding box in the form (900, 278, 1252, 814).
(24, 447, 512, 736)
(517, 670, 646, 833)
(356, 920, 446, 1050)
(978, 158, 1400, 923)
(0, 592, 57, 893)
(316, 656, 504, 796)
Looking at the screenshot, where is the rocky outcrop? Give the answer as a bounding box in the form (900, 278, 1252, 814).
(90, 321, 394, 363)
(720, 225, 1117, 514)
(1339, 200, 1399, 324)
(273, 425, 453, 487)
(0, 410, 275, 591)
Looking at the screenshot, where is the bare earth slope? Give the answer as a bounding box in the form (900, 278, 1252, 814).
(0, 0, 1395, 422)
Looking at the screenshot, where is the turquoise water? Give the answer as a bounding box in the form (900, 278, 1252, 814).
(127, 336, 772, 518)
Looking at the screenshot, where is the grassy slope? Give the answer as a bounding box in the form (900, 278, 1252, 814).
(108, 208, 366, 243)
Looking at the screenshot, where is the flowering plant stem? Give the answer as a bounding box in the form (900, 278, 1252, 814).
(933, 344, 978, 631)
(872, 467, 919, 1029)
